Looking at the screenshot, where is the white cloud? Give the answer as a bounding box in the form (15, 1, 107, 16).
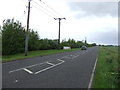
(69, 2, 118, 18)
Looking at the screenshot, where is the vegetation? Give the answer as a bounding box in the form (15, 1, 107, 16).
(2, 19, 40, 55)
(118, 46, 120, 88)
(2, 19, 96, 56)
(93, 46, 119, 88)
(0, 32, 1, 62)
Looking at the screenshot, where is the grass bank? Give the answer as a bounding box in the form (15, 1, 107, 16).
(92, 46, 118, 88)
(2, 48, 80, 62)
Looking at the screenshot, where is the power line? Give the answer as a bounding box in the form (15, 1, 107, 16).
(21, 0, 56, 18)
(38, 0, 64, 18)
(32, 1, 58, 18)
(21, 0, 65, 18)
(31, 3, 55, 18)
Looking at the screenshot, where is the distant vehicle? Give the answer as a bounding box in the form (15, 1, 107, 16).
(81, 46, 87, 50)
(63, 46, 71, 50)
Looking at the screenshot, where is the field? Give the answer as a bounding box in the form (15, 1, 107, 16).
(93, 46, 119, 88)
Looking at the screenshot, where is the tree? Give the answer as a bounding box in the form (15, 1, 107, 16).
(68, 39, 77, 48)
(48, 39, 58, 49)
(2, 19, 26, 55)
(28, 30, 39, 51)
(61, 39, 69, 49)
(76, 41, 83, 48)
(39, 39, 50, 50)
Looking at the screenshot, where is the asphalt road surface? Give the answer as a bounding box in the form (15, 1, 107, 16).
(2, 47, 98, 88)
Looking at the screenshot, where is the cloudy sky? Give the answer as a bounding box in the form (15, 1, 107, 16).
(0, 0, 119, 45)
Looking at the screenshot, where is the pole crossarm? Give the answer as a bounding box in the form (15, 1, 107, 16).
(54, 18, 66, 20)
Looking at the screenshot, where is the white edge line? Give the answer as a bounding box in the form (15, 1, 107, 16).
(23, 68, 33, 74)
(88, 56, 98, 89)
(34, 59, 65, 74)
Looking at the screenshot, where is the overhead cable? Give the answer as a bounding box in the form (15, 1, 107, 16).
(31, 3, 55, 18)
(32, 1, 58, 18)
(38, 0, 64, 18)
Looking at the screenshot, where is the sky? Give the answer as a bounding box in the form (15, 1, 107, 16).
(0, 0, 119, 45)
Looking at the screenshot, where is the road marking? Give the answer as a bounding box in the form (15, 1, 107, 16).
(60, 55, 70, 58)
(34, 59, 65, 75)
(9, 51, 87, 74)
(88, 56, 98, 89)
(9, 68, 25, 73)
(9, 62, 46, 73)
(23, 68, 33, 74)
(61, 55, 78, 59)
(61, 56, 71, 59)
(34, 65, 56, 74)
(9, 59, 65, 75)
(71, 55, 79, 59)
(61, 53, 89, 60)
(57, 59, 65, 62)
(46, 62, 55, 66)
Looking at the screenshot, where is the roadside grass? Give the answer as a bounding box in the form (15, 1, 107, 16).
(2, 48, 80, 62)
(92, 46, 118, 88)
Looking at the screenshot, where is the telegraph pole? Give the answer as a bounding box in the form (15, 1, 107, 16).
(25, 0, 31, 56)
(85, 37, 87, 44)
(54, 18, 66, 50)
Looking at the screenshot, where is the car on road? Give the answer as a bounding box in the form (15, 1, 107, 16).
(81, 46, 87, 50)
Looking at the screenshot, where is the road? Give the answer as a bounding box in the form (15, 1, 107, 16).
(2, 47, 98, 88)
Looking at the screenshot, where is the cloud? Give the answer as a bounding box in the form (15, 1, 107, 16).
(68, 2, 118, 18)
(88, 29, 118, 45)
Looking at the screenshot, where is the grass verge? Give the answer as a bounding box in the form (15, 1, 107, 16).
(92, 46, 118, 88)
(2, 48, 80, 63)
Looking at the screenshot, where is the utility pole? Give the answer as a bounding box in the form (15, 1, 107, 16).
(25, 0, 31, 56)
(85, 37, 87, 44)
(54, 18, 66, 50)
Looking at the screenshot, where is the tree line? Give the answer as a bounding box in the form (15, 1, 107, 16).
(1, 19, 96, 55)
